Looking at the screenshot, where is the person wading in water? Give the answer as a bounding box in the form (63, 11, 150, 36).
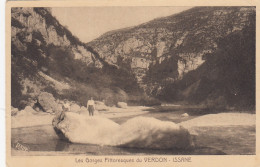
(87, 97, 95, 116)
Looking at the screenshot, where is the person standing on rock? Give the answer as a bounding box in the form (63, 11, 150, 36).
(87, 97, 95, 116)
(63, 99, 70, 112)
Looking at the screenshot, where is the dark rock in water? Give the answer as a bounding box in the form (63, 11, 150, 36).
(52, 110, 69, 141)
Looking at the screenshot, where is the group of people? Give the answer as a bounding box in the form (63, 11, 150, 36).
(62, 97, 96, 116)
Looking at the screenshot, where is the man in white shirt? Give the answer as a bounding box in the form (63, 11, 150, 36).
(63, 99, 70, 112)
(87, 97, 95, 116)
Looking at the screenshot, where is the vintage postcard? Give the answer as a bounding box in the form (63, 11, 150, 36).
(6, 0, 259, 166)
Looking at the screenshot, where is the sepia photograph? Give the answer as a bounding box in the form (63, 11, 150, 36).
(7, 2, 257, 162)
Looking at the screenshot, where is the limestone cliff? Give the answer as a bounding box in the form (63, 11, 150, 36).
(11, 7, 255, 110)
(88, 7, 255, 98)
(11, 7, 142, 109)
(11, 7, 102, 68)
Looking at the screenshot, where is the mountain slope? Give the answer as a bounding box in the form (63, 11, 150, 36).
(11, 7, 255, 110)
(11, 7, 144, 109)
(160, 20, 255, 109)
(88, 6, 255, 109)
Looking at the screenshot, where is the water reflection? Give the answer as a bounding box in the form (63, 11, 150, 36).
(54, 139, 226, 155)
(11, 124, 255, 155)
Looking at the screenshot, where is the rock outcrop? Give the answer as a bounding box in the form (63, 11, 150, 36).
(88, 7, 255, 97)
(17, 106, 38, 116)
(11, 7, 142, 109)
(11, 7, 102, 68)
(88, 7, 255, 109)
(117, 102, 128, 109)
(11, 7, 255, 110)
(70, 103, 81, 113)
(11, 107, 19, 116)
(53, 112, 194, 149)
(95, 101, 109, 111)
(37, 92, 61, 113)
(11, 7, 103, 109)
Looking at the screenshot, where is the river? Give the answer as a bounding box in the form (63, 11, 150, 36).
(11, 107, 255, 155)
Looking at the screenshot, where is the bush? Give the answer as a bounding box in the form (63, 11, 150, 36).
(11, 18, 24, 29)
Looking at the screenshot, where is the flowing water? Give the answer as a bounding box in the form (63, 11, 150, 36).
(11, 109, 255, 155)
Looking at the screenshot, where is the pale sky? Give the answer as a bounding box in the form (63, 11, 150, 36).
(52, 7, 192, 43)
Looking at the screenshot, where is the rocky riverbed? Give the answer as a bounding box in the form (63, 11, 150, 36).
(11, 103, 256, 155)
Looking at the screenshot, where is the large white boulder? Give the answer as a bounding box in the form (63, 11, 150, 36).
(95, 101, 109, 111)
(15, 106, 38, 116)
(55, 112, 119, 144)
(117, 117, 193, 149)
(38, 92, 61, 113)
(11, 106, 19, 116)
(53, 113, 193, 149)
(181, 113, 189, 117)
(70, 104, 81, 113)
(12, 106, 54, 128)
(180, 113, 256, 128)
(79, 106, 88, 114)
(117, 102, 127, 109)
